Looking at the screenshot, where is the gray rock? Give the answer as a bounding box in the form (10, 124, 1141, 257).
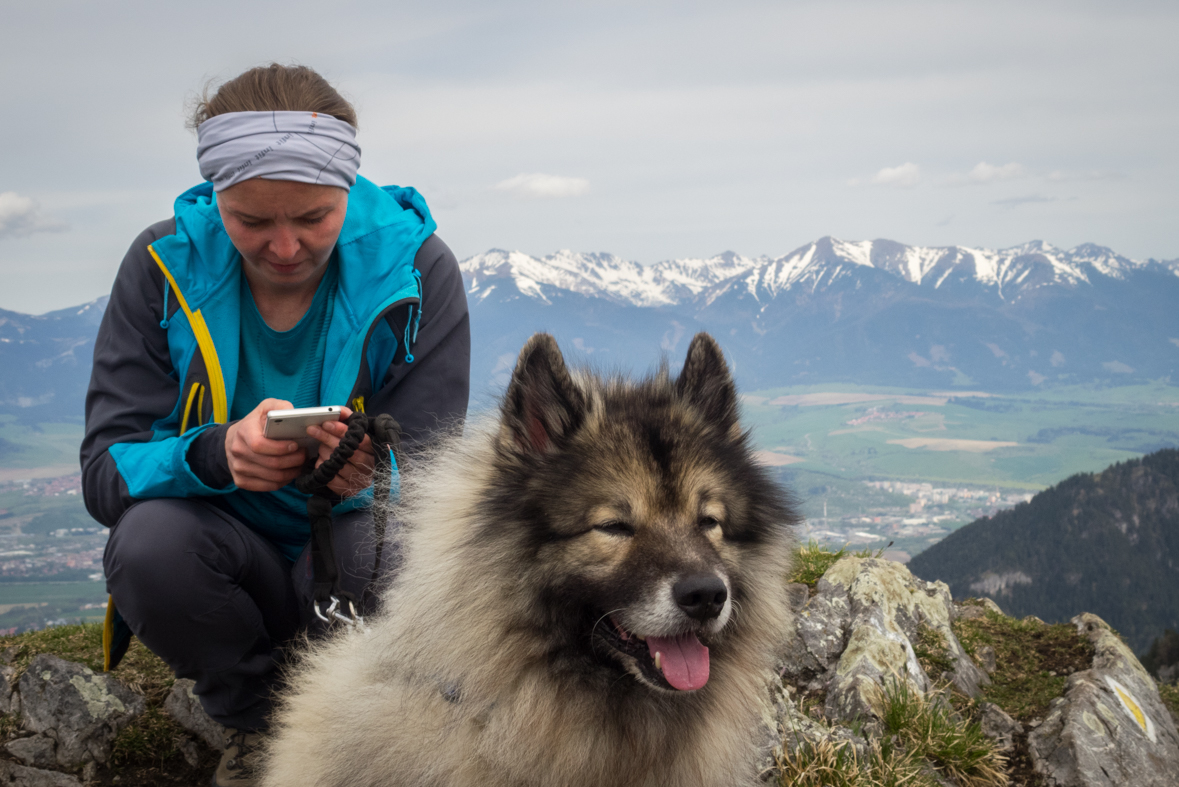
(5, 735, 57, 768)
(1027, 613, 1179, 786)
(1157, 663, 1178, 684)
(977, 645, 997, 675)
(978, 702, 1022, 753)
(756, 671, 866, 780)
(799, 557, 987, 723)
(0, 665, 17, 715)
(0, 760, 82, 787)
(163, 678, 226, 751)
(16, 654, 145, 768)
(784, 583, 810, 613)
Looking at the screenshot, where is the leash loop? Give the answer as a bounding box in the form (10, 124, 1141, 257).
(294, 410, 403, 630)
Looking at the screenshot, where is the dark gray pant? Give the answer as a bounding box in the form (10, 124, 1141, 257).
(103, 498, 392, 731)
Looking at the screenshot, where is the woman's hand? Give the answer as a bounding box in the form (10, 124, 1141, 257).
(306, 406, 375, 498)
(224, 399, 307, 491)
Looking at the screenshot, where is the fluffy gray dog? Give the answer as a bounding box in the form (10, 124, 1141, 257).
(261, 332, 799, 787)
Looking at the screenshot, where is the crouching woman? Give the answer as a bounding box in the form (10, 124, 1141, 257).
(79, 64, 469, 786)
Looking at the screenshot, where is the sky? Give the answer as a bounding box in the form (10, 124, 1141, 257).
(1, 0, 1177, 314)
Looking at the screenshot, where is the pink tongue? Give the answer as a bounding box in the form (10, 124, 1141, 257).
(646, 633, 710, 690)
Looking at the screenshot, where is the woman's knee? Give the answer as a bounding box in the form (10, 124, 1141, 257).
(105, 499, 241, 600)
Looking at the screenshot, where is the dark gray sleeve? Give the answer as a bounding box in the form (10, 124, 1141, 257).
(368, 234, 470, 451)
(80, 219, 229, 526)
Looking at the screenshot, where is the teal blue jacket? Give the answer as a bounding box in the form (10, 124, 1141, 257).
(103, 176, 436, 540)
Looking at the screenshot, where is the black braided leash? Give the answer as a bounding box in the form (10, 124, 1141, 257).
(294, 411, 402, 626)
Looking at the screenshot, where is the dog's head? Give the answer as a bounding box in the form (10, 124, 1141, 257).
(486, 332, 797, 693)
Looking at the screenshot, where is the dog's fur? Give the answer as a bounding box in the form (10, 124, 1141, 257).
(261, 333, 800, 787)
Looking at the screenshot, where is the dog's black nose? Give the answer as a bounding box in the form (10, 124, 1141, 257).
(673, 574, 728, 621)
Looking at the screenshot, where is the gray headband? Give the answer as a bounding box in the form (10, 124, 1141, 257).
(196, 111, 361, 192)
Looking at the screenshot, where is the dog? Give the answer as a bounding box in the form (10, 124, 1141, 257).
(261, 332, 799, 787)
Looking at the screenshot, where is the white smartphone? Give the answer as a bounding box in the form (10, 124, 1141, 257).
(264, 406, 343, 449)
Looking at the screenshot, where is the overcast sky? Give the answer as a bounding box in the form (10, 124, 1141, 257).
(2, 0, 1176, 314)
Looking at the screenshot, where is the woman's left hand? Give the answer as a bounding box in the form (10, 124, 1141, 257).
(306, 406, 376, 498)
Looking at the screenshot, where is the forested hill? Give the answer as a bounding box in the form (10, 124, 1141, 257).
(908, 448, 1179, 652)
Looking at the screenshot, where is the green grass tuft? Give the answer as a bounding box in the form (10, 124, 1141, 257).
(776, 735, 936, 787)
(879, 680, 1008, 787)
(790, 541, 849, 587)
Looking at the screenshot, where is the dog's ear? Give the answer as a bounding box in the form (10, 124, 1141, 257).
(501, 333, 586, 455)
(676, 333, 739, 435)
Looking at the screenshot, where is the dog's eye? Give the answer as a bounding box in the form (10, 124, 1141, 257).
(594, 521, 635, 537)
(698, 516, 721, 530)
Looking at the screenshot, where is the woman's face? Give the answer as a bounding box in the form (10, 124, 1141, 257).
(217, 179, 349, 293)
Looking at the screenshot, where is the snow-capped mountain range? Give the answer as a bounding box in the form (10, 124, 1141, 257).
(461, 237, 1179, 399)
(0, 238, 1175, 418)
(462, 238, 1166, 308)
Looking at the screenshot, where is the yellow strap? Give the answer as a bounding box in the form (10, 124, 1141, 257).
(102, 598, 115, 672)
(148, 245, 229, 423)
(180, 382, 201, 435)
(197, 384, 206, 427)
(352, 396, 366, 414)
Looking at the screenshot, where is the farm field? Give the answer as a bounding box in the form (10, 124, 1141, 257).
(741, 381, 1179, 556)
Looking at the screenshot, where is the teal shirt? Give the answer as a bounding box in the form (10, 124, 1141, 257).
(223, 261, 339, 559)
(231, 261, 339, 419)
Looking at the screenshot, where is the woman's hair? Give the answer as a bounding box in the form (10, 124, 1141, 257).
(188, 64, 357, 130)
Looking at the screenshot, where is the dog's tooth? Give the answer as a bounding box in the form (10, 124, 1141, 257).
(655, 652, 662, 671)
(636, 634, 646, 641)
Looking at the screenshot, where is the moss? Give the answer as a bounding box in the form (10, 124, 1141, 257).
(913, 624, 955, 679)
(1157, 681, 1179, 728)
(953, 611, 1092, 722)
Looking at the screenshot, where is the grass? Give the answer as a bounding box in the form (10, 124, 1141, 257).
(777, 680, 1008, 787)
(775, 736, 934, 787)
(952, 605, 1093, 722)
(789, 541, 888, 589)
(879, 680, 1008, 787)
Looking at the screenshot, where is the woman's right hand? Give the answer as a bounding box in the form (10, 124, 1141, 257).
(224, 398, 307, 491)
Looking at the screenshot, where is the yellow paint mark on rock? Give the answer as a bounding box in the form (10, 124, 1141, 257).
(1103, 675, 1156, 743)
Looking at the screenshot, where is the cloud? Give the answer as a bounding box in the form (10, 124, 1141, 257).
(0, 192, 67, 238)
(941, 161, 1025, 186)
(494, 173, 590, 199)
(869, 162, 921, 188)
(991, 194, 1055, 208)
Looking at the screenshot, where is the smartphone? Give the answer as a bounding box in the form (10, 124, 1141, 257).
(264, 406, 343, 449)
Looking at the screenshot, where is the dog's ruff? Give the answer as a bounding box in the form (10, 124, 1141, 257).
(261, 333, 799, 787)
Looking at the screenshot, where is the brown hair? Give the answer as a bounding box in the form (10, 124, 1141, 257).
(188, 64, 357, 130)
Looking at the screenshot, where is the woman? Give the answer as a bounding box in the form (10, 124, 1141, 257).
(79, 64, 469, 786)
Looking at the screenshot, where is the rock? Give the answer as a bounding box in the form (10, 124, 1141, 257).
(5, 735, 57, 768)
(0, 760, 82, 787)
(757, 672, 866, 779)
(1027, 613, 1179, 786)
(978, 702, 1022, 753)
(782, 557, 988, 723)
(0, 665, 17, 715)
(784, 583, 810, 613)
(163, 678, 226, 751)
(977, 645, 997, 675)
(1158, 663, 1178, 684)
(16, 654, 145, 768)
